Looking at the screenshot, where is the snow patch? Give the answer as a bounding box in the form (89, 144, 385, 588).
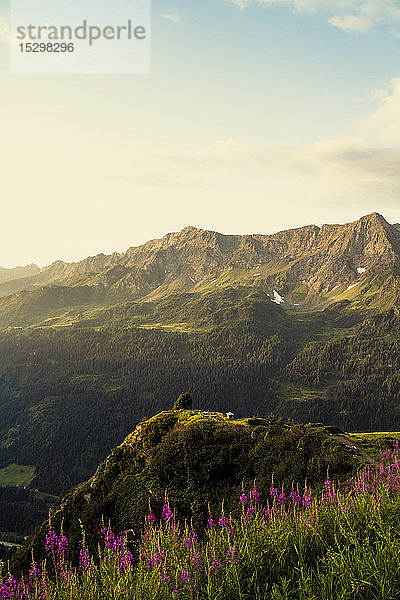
(357, 267, 366, 274)
(293, 303, 300, 306)
(253, 273, 261, 277)
(271, 290, 285, 304)
(189, 277, 196, 283)
(331, 285, 339, 291)
(346, 283, 360, 292)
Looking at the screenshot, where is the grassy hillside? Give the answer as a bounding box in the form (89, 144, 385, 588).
(11, 405, 396, 575)
(5, 455, 400, 599)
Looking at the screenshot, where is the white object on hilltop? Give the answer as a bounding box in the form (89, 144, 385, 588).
(357, 267, 366, 274)
(271, 290, 285, 304)
(226, 412, 234, 419)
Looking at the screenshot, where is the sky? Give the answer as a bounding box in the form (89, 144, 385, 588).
(0, 0, 400, 267)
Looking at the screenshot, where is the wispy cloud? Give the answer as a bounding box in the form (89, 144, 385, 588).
(328, 14, 372, 33)
(161, 11, 181, 23)
(226, 0, 400, 33)
(361, 78, 400, 144)
(113, 76, 400, 219)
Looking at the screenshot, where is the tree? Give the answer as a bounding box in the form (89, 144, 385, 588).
(173, 393, 192, 410)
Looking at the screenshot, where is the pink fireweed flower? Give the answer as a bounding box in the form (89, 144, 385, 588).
(101, 527, 126, 553)
(322, 480, 338, 506)
(264, 506, 272, 523)
(191, 552, 202, 567)
(207, 517, 215, 529)
(227, 548, 239, 564)
(79, 547, 93, 572)
(278, 492, 287, 505)
(147, 550, 166, 569)
(210, 559, 223, 572)
(183, 532, 198, 548)
(251, 489, 260, 503)
(29, 562, 41, 581)
(58, 534, 69, 557)
(45, 529, 68, 558)
(178, 570, 193, 586)
(45, 530, 58, 552)
(162, 504, 173, 522)
(302, 492, 313, 508)
(119, 550, 134, 573)
(270, 487, 278, 499)
(290, 490, 301, 505)
(218, 513, 230, 528)
(58, 569, 73, 582)
(3, 575, 17, 595)
(147, 513, 155, 525)
(101, 526, 115, 549)
(239, 493, 248, 504)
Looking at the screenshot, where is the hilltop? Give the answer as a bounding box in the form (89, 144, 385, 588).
(12, 402, 397, 573)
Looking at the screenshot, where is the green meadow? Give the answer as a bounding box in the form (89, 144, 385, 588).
(0, 464, 36, 487)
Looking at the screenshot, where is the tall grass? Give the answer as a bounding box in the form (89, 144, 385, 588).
(2, 444, 400, 600)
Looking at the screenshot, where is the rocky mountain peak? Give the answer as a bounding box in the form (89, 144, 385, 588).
(0, 213, 399, 307)
(360, 212, 388, 226)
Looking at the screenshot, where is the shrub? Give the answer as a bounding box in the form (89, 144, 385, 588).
(173, 393, 192, 411)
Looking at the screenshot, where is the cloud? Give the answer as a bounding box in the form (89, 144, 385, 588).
(328, 14, 372, 32)
(161, 11, 181, 22)
(361, 78, 400, 144)
(115, 75, 400, 221)
(226, 0, 400, 33)
(226, 0, 248, 7)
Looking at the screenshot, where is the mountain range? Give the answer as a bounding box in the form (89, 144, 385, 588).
(2, 212, 400, 324)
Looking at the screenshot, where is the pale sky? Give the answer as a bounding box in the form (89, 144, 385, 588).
(1, 0, 400, 267)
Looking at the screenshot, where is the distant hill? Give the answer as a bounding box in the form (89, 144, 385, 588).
(0, 264, 40, 286)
